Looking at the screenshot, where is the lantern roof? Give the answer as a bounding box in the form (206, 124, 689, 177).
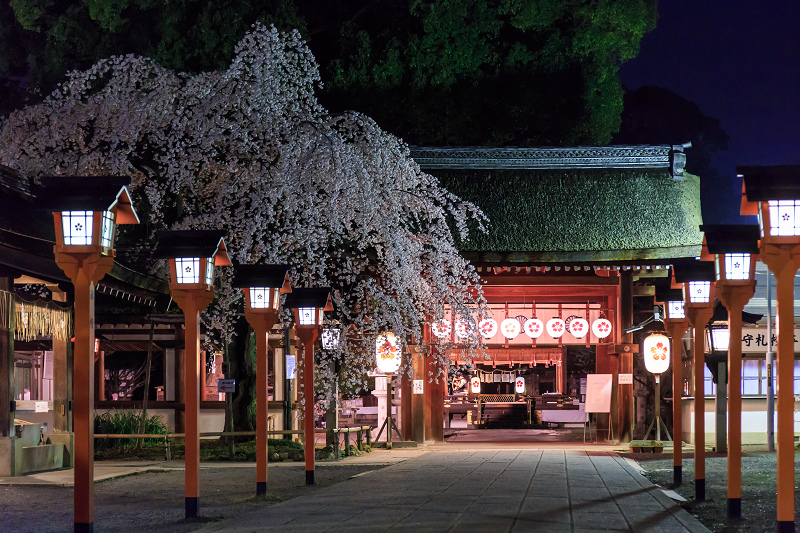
(655, 287, 683, 303)
(284, 287, 333, 311)
(738, 165, 800, 201)
(37, 176, 139, 224)
(232, 264, 292, 293)
(673, 259, 716, 283)
(153, 230, 231, 266)
(699, 224, 760, 254)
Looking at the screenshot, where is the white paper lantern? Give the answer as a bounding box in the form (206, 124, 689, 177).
(470, 377, 481, 394)
(591, 318, 613, 339)
(523, 318, 544, 339)
(375, 332, 401, 373)
(568, 318, 589, 338)
(515, 376, 525, 394)
(454, 319, 472, 339)
(478, 318, 498, 339)
(643, 333, 670, 374)
(500, 318, 521, 339)
(546, 318, 566, 338)
(431, 319, 451, 338)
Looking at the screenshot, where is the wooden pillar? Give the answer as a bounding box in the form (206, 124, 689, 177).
(595, 344, 612, 438)
(0, 276, 15, 477)
(687, 306, 714, 501)
(618, 270, 634, 442)
(425, 341, 444, 442)
(558, 347, 567, 394)
(95, 350, 105, 401)
(761, 246, 799, 531)
(410, 347, 426, 443)
(400, 355, 412, 441)
(175, 327, 186, 433)
(51, 289, 71, 434)
(666, 320, 689, 487)
(295, 328, 318, 485)
(170, 289, 212, 519)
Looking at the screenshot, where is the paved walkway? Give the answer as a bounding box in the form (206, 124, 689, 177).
(207, 447, 710, 533)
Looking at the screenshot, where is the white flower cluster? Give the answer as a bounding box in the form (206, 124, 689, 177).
(0, 23, 489, 401)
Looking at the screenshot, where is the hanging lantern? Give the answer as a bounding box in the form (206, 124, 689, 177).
(643, 333, 671, 374)
(375, 332, 401, 373)
(430, 319, 451, 338)
(515, 376, 525, 394)
(470, 376, 481, 394)
(454, 319, 472, 339)
(478, 318, 498, 339)
(568, 318, 589, 338)
(523, 318, 544, 339)
(500, 318, 521, 339)
(591, 318, 613, 339)
(546, 318, 565, 338)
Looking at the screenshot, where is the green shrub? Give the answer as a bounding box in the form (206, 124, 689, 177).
(94, 410, 168, 449)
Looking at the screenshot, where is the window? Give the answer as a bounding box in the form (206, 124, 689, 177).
(703, 364, 715, 396)
(741, 359, 761, 395)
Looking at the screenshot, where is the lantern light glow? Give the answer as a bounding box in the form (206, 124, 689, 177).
(766, 199, 800, 236)
(686, 280, 711, 303)
(591, 318, 613, 339)
(515, 376, 525, 394)
(375, 332, 401, 373)
(470, 377, 481, 394)
(643, 333, 671, 374)
(500, 318, 521, 339)
(523, 318, 544, 338)
(546, 318, 566, 338)
(722, 253, 751, 280)
(666, 300, 685, 319)
(478, 318, 498, 338)
(568, 318, 589, 338)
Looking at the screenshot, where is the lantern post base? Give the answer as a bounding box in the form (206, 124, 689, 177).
(306, 470, 314, 486)
(256, 481, 267, 496)
(185, 497, 198, 518)
(695, 479, 705, 501)
(673, 466, 682, 487)
(727, 498, 741, 519)
(75, 522, 93, 533)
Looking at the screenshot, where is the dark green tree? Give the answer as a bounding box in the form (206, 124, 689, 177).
(1, 0, 657, 145)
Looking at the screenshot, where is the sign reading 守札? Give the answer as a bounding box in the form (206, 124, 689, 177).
(740, 327, 800, 353)
(217, 379, 235, 393)
(413, 380, 424, 394)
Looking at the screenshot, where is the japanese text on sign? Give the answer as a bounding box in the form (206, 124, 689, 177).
(740, 327, 799, 352)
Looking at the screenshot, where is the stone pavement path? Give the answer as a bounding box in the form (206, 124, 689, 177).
(206, 448, 710, 533)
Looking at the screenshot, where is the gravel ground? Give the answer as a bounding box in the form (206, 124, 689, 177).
(0, 463, 389, 533)
(636, 445, 800, 533)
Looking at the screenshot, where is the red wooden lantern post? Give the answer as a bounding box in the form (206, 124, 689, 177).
(702, 223, 759, 519)
(40, 176, 139, 533)
(285, 288, 332, 485)
(656, 285, 690, 487)
(155, 230, 230, 518)
(674, 260, 716, 502)
(739, 165, 800, 532)
(232, 264, 291, 496)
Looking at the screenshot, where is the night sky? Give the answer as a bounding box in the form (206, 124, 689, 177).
(620, 1, 800, 223)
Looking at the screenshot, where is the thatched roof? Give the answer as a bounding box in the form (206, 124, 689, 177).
(413, 146, 703, 264)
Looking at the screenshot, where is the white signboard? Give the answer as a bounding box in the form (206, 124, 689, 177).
(34, 401, 49, 413)
(217, 379, 235, 393)
(740, 327, 799, 353)
(413, 379, 424, 394)
(585, 374, 612, 413)
(286, 355, 296, 379)
(618, 373, 633, 385)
